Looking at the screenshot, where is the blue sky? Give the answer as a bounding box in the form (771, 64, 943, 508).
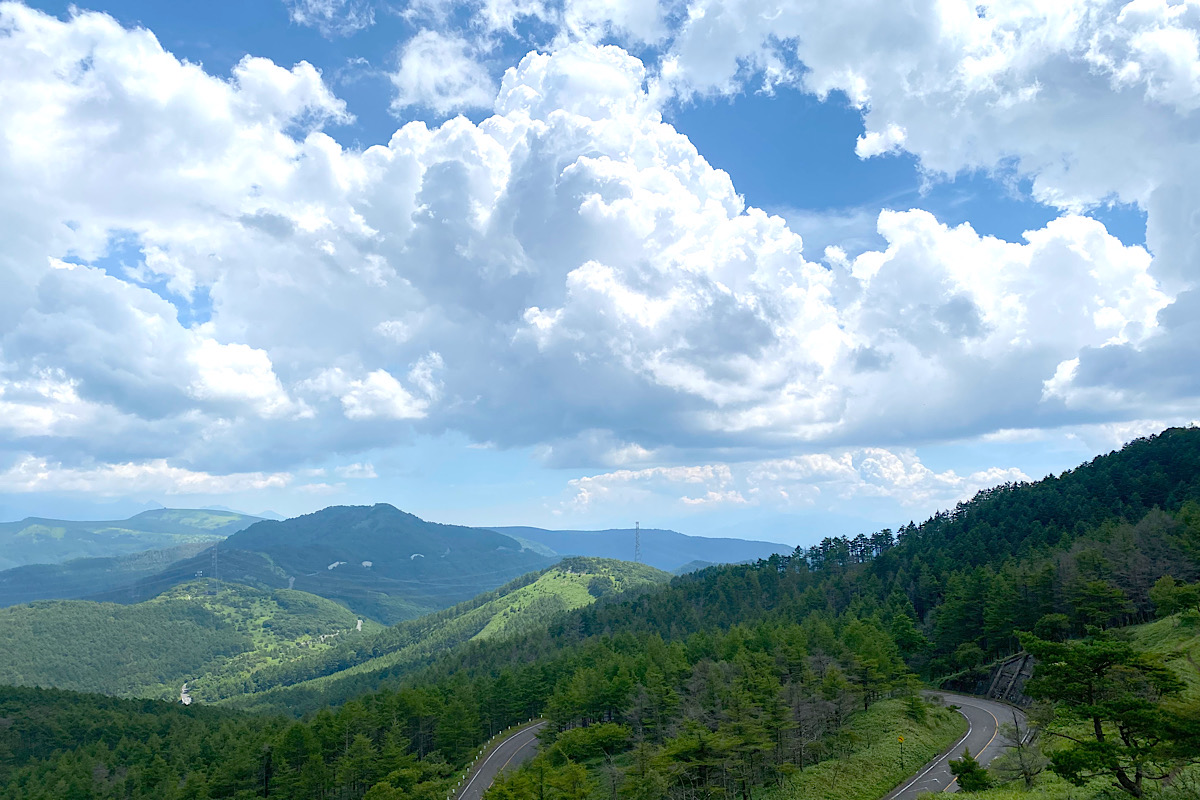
(0, 0, 1195, 544)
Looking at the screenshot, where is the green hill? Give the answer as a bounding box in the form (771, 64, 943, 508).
(1127, 611, 1200, 700)
(0, 580, 378, 699)
(90, 504, 556, 623)
(211, 557, 670, 709)
(0, 508, 260, 571)
(0, 557, 667, 708)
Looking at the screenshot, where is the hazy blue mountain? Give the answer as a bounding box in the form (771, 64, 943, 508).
(673, 559, 720, 574)
(202, 505, 285, 520)
(0, 542, 214, 607)
(90, 504, 556, 624)
(483, 526, 792, 572)
(0, 509, 262, 571)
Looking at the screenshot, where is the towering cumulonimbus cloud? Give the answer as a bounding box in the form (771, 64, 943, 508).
(0, 0, 1192, 506)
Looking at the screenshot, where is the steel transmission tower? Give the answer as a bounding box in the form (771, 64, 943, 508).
(634, 521, 641, 563)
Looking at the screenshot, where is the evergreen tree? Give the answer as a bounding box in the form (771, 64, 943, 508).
(948, 748, 992, 792)
(1020, 631, 1200, 797)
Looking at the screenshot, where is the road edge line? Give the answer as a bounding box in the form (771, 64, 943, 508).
(455, 719, 547, 800)
(879, 700, 973, 800)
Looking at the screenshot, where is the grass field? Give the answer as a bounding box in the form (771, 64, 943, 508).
(1126, 612, 1200, 700)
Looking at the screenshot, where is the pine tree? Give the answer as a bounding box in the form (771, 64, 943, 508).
(949, 747, 992, 792)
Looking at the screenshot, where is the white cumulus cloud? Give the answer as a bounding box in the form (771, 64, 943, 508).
(0, 455, 293, 495)
(0, 2, 1194, 501)
(564, 448, 1031, 512)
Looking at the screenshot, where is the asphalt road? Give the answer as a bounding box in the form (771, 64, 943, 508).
(456, 696, 1017, 800)
(457, 720, 547, 800)
(884, 693, 1025, 799)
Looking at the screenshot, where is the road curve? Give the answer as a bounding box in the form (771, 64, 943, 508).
(457, 721, 548, 800)
(883, 693, 1025, 800)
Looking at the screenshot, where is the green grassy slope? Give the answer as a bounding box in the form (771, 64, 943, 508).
(1127, 612, 1200, 700)
(0, 508, 260, 570)
(0, 580, 378, 700)
(219, 557, 671, 713)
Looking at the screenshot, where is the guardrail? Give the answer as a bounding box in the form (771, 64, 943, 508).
(447, 718, 545, 800)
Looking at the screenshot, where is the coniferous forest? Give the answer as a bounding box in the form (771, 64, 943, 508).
(2, 429, 1200, 799)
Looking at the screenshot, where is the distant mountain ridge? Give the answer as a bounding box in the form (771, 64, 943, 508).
(483, 525, 791, 572)
(0, 507, 793, 614)
(0, 542, 214, 607)
(0, 509, 261, 571)
(87, 504, 556, 624)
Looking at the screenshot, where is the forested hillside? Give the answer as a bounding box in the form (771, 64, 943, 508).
(222, 558, 670, 712)
(0, 581, 376, 698)
(0, 600, 946, 800)
(0, 557, 667, 707)
(2, 429, 1199, 800)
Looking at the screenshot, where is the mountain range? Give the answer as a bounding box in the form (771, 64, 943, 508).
(85, 504, 558, 623)
(0, 508, 261, 571)
(486, 526, 790, 571)
(0, 505, 788, 620)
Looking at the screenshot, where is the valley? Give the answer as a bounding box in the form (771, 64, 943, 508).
(1, 429, 1199, 800)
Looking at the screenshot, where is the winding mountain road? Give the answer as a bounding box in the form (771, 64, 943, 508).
(884, 693, 1025, 799)
(455, 695, 1020, 800)
(457, 720, 547, 800)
